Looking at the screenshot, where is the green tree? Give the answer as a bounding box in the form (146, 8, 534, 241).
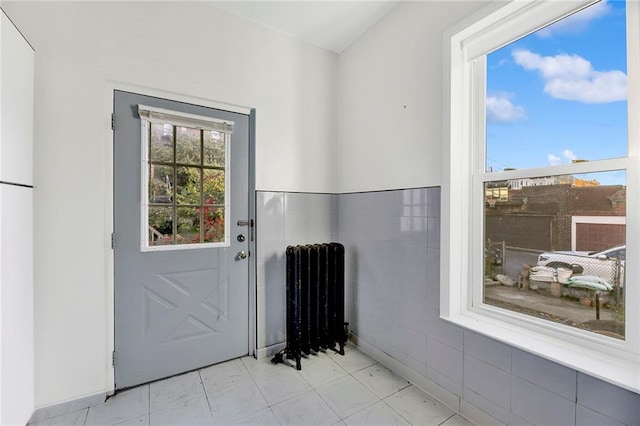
(148, 125, 227, 245)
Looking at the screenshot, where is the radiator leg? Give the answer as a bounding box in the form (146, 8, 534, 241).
(271, 352, 284, 364)
(339, 322, 349, 355)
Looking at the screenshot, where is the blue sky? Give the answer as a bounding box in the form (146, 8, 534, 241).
(486, 0, 627, 184)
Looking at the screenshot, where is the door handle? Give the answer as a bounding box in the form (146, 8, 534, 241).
(236, 250, 248, 260)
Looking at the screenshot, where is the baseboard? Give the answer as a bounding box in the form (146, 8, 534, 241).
(28, 392, 107, 424)
(256, 341, 286, 359)
(350, 333, 502, 426)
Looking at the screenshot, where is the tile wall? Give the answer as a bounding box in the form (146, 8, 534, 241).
(255, 192, 338, 349)
(338, 187, 640, 426)
(338, 188, 441, 375)
(255, 188, 640, 424)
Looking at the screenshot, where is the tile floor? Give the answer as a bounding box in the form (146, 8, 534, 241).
(31, 343, 473, 426)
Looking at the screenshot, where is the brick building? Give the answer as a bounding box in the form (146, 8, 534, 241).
(485, 184, 625, 251)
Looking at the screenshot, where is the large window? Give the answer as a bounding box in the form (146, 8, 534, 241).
(139, 105, 233, 251)
(443, 0, 640, 391)
(483, 2, 627, 339)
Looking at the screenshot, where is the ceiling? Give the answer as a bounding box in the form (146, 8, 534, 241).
(212, 1, 398, 53)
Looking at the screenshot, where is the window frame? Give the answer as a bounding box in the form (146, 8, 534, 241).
(139, 105, 233, 252)
(442, 0, 640, 392)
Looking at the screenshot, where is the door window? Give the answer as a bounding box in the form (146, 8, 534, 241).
(139, 105, 233, 250)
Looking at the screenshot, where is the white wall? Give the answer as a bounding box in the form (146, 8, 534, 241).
(2, 1, 337, 409)
(337, 1, 489, 193)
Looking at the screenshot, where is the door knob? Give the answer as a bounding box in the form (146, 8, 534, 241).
(236, 250, 248, 260)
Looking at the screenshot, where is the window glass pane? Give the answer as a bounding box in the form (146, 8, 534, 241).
(483, 171, 626, 339)
(204, 131, 225, 167)
(176, 167, 201, 205)
(203, 169, 225, 205)
(150, 123, 174, 162)
(177, 207, 201, 244)
(176, 126, 201, 165)
(486, 1, 627, 172)
(148, 206, 173, 246)
(144, 117, 228, 248)
(204, 207, 225, 243)
(148, 165, 173, 204)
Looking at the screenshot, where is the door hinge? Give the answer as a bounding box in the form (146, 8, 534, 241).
(111, 232, 115, 249)
(112, 351, 116, 366)
(111, 113, 116, 130)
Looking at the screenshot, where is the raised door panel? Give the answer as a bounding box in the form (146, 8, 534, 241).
(0, 11, 34, 185)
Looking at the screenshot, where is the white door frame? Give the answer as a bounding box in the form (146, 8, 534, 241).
(103, 81, 257, 395)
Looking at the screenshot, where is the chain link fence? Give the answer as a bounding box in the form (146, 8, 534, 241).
(533, 251, 625, 307)
(491, 243, 626, 308)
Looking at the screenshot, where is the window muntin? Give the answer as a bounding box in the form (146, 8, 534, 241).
(140, 106, 232, 251)
(444, 0, 640, 392)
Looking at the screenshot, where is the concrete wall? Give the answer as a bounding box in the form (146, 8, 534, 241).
(1, 1, 338, 409)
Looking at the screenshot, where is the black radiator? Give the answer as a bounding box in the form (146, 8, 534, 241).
(272, 243, 348, 370)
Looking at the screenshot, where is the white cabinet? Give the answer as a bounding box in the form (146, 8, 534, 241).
(0, 9, 34, 425)
(1, 11, 34, 185)
(0, 184, 34, 425)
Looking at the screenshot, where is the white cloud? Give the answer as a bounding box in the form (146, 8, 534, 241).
(512, 49, 627, 103)
(548, 149, 578, 165)
(537, 1, 610, 38)
(486, 94, 526, 123)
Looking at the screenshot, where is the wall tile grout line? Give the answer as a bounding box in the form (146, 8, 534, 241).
(82, 407, 89, 426)
(438, 413, 458, 426)
(510, 370, 577, 403)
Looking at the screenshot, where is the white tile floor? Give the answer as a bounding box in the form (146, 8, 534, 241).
(31, 344, 473, 426)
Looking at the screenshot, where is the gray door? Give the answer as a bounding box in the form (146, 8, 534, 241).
(114, 90, 250, 389)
